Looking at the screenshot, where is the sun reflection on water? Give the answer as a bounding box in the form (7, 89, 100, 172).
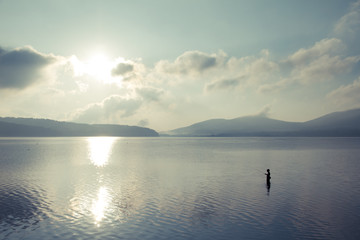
(91, 186, 111, 226)
(68, 137, 119, 227)
(87, 137, 117, 167)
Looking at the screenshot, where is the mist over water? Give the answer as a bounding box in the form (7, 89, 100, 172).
(0, 137, 360, 239)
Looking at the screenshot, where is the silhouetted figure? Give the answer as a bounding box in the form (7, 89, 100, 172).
(265, 169, 271, 194)
(265, 169, 271, 185)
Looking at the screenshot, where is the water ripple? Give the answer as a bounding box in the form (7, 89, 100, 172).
(1, 137, 360, 239)
(0, 180, 51, 238)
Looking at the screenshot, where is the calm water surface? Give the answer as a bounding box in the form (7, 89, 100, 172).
(0, 137, 360, 239)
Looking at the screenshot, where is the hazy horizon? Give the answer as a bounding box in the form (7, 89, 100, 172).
(1, 0, 360, 131)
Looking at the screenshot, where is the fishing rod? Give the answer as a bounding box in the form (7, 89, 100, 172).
(256, 169, 274, 175)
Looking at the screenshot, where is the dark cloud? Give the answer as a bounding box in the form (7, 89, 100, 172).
(137, 119, 149, 127)
(205, 77, 244, 92)
(111, 62, 134, 76)
(156, 50, 224, 75)
(0, 46, 57, 89)
(136, 87, 164, 102)
(178, 51, 217, 71)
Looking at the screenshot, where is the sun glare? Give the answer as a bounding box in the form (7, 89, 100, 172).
(91, 186, 111, 226)
(71, 52, 120, 84)
(87, 137, 117, 167)
(87, 54, 111, 78)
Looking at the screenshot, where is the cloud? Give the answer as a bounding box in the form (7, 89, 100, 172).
(227, 54, 279, 82)
(110, 60, 146, 84)
(286, 38, 345, 66)
(203, 49, 279, 92)
(255, 104, 272, 118)
(205, 76, 245, 92)
(70, 86, 164, 124)
(263, 38, 360, 92)
(333, 0, 360, 39)
(137, 119, 149, 127)
(71, 95, 142, 123)
(327, 78, 360, 108)
(136, 87, 164, 102)
(248, 57, 279, 77)
(155, 50, 226, 75)
(286, 38, 359, 83)
(290, 55, 359, 84)
(0, 46, 59, 89)
(152, 48, 281, 94)
(257, 78, 291, 94)
(111, 62, 134, 76)
(203, 38, 358, 95)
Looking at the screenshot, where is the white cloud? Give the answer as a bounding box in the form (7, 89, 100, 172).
(228, 55, 279, 82)
(327, 78, 360, 108)
(286, 38, 345, 66)
(254, 104, 272, 118)
(204, 50, 279, 92)
(257, 78, 291, 94)
(290, 55, 359, 84)
(263, 38, 360, 92)
(333, 0, 360, 38)
(70, 85, 164, 124)
(71, 95, 142, 123)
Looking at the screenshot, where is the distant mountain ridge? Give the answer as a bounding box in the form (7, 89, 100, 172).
(2, 108, 360, 137)
(0, 117, 159, 137)
(164, 108, 360, 137)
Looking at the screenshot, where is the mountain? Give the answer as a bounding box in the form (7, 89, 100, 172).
(2, 108, 360, 137)
(164, 108, 360, 137)
(167, 116, 302, 136)
(0, 118, 159, 137)
(299, 108, 360, 136)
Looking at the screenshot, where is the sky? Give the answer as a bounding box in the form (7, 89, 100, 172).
(0, 0, 360, 131)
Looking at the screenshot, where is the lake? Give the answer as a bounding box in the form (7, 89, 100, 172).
(0, 137, 360, 239)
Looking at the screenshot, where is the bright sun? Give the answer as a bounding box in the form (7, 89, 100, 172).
(87, 54, 111, 78)
(71, 52, 119, 84)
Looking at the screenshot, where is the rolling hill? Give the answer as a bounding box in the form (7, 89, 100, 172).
(0, 118, 159, 137)
(164, 108, 360, 137)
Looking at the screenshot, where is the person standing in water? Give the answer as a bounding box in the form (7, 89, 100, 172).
(265, 169, 271, 185)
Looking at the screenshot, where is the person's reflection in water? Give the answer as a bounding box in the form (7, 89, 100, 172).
(265, 169, 271, 195)
(266, 181, 271, 195)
